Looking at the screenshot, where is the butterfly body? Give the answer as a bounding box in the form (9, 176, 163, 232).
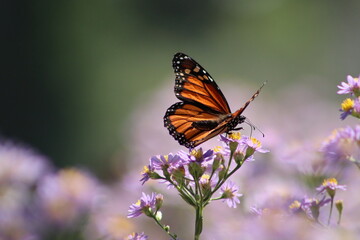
(164, 53, 263, 148)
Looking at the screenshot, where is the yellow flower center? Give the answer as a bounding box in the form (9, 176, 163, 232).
(250, 137, 261, 148)
(229, 132, 241, 140)
(213, 146, 223, 152)
(323, 178, 337, 186)
(191, 149, 203, 160)
(341, 98, 354, 111)
(289, 200, 301, 209)
(142, 165, 150, 174)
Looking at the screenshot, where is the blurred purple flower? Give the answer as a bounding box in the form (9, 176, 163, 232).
(37, 168, 101, 225)
(126, 232, 148, 240)
(0, 141, 51, 240)
(127, 192, 157, 218)
(337, 75, 360, 95)
(316, 178, 346, 196)
(0, 141, 50, 185)
(219, 180, 243, 208)
(321, 126, 360, 165)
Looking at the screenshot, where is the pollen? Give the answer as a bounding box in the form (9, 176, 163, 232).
(250, 137, 261, 148)
(322, 178, 337, 186)
(229, 132, 241, 140)
(142, 165, 150, 174)
(213, 146, 223, 152)
(190, 148, 203, 160)
(289, 200, 301, 209)
(341, 98, 354, 111)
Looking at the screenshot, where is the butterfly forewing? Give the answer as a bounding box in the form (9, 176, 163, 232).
(173, 53, 231, 114)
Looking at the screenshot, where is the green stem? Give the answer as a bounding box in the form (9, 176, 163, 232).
(328, 197, 334, 225)
(337, 210, 342, 225)
(194, 205, 203, 240)
(153, 215, 178, 240)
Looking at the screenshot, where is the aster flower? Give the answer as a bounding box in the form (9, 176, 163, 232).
(127, 192, 157, 218)
(243, 137, 269, 156)
(37, 168, 100, 225)
(290, 196, 331, 222)
(150, 153, 181, 170)
(316, 178, 346, 197)
(0, 141, 50, 185)
(339, 97, 360, 120)
(178, 148, 214, 165)
(340, 98, 354, 120)
(140, 165, 152, 185)
(219, 180, 243, 208)
(337, 75, 360, 96)
(219, 134, 268, 163)
(126, 232, 148, 240)
(321, 126, 360, 167)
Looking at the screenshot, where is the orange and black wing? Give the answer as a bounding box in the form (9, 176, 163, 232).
(164, 102, 230, 148)
(172, 53, 231, 114)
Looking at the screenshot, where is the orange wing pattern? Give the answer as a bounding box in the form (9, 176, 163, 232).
(164, 53, 264, 148)
(172, 53, 231, 114)
(164, 102, 231, 148)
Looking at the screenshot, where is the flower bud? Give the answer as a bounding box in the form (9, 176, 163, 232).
(234, 151, 245, 165)
(155, 194, 164, 211)
(155, 211, 162, 221)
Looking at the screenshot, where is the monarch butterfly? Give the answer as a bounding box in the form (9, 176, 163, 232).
(164, 53, 265, 148)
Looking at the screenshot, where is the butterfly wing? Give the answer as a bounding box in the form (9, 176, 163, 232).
(164, 102, 231, 148)
(172, 53, 231, 114)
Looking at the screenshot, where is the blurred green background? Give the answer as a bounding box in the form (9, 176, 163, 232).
(2, 0, 360, 177)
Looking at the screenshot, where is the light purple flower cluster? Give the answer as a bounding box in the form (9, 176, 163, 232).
(129, 134, 268, 239)
(337, 74, 360, 120)
(321, 125, 360, 166)
(0, 141, 50, 240)
(289, 178, 346, 224)
(138, 134, 267, 208)
(0, 140, 111, 240)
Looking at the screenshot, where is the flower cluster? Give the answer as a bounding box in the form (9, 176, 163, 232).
(337, 74, 360, 119)
(129, 133, 268, 239)
(321, 125, 360, 168)
(289, 178, 346, 225)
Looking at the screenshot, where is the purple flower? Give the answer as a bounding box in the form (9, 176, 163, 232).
(178, 148, 214, 166)
(0, 141, 50, 185)
(339, 98, 354, 120)
(126, 232, 148, 240)
(37, 168, 100, 225)
(219, 181, 243, 208)
(127, 192, 158, 218)
(337, 75, 360, 95)
(150, 153, 181, 170)
(140, 165, 154, 185)
(316, 178, 346, 197)
(243, 136, 269, 154)
(295, 196, 331, 220)
(219, 134, 268, 161)
(321, 126, 360, 165)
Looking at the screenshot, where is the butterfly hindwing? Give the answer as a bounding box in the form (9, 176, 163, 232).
(164, 102, 230, 148)
(172, 53, 231, 114)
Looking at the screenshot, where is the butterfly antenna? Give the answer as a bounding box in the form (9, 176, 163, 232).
(245, 118, 265, 138)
